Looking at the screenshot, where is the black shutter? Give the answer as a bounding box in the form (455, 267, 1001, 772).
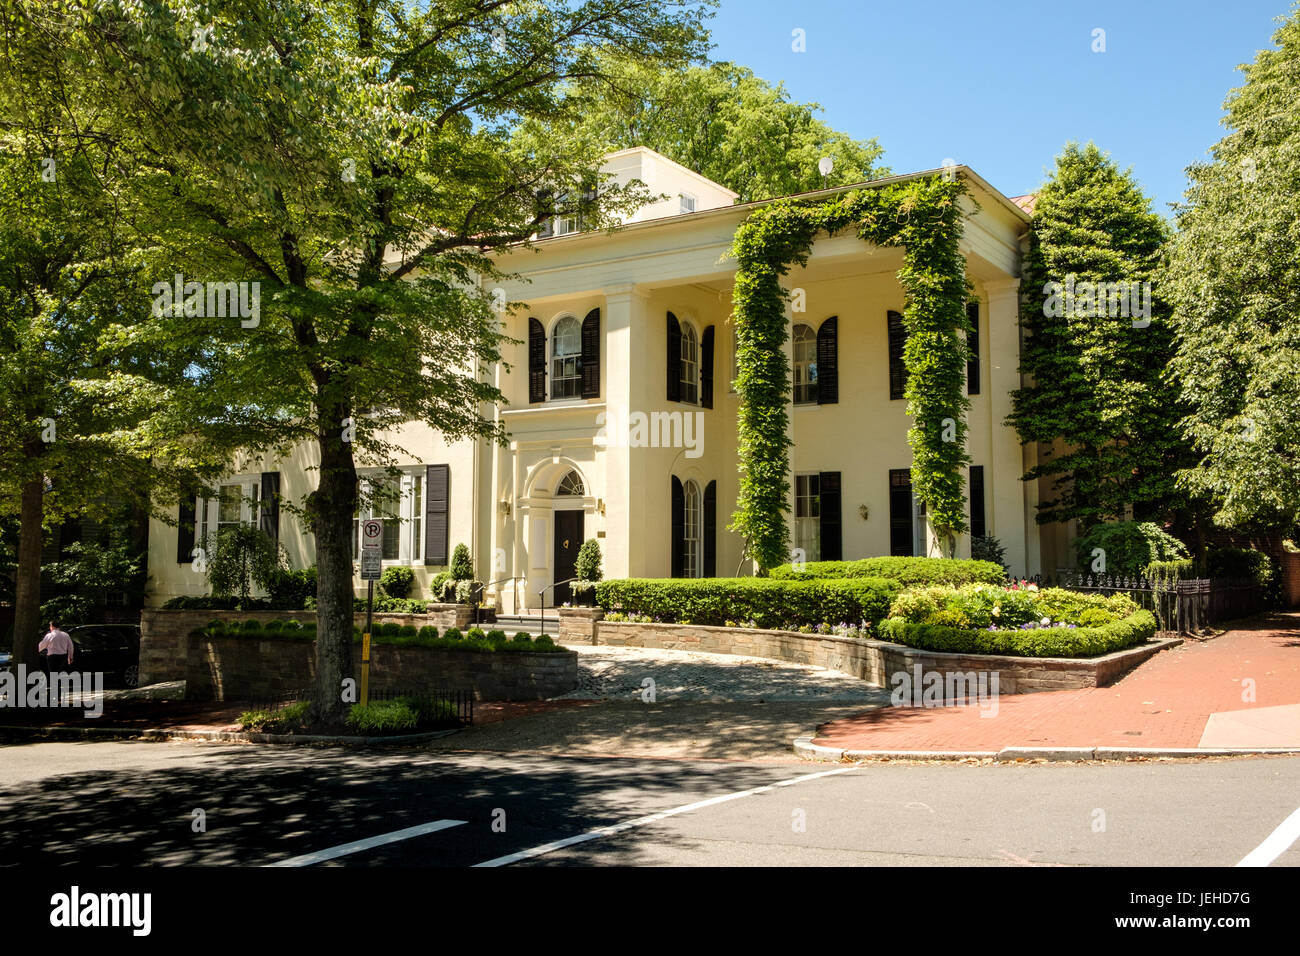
(581, 308, 600, 399)
(700, 325, 715, 409)
(966, 302, 981, 395)
(177, 489, 196, 563)
(667, 312, 681, 402)
(819, 471, 842, 561)
(260, 471, 281, 545)
(671, 476, 685, 577)
(424, 464, 449, 566)
(970, 465, 986, 539)
(703, 480, 717, 577)
(817, 317, 838, 404)
(889, 469, 913, 557)
(528, 318, 546, 403)
(888, 310, 907, 400)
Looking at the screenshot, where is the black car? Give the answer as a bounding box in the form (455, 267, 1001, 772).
(66, 625, 141, 689)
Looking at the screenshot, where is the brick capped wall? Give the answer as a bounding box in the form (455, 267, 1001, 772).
(139, 607, 472, 685)
(185, 632, 576, 702)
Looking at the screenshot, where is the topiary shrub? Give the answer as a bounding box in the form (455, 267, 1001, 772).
(466, 627, 486, 641)
(379, 566, 415, 599)
(418, 625, 438, 641)
(450, 543, 473, 581)
(513, 631, 532, 642)
(442, 627, 462, 641)
(1073, 521, 1188, 579)
(266, 566, 318, 609)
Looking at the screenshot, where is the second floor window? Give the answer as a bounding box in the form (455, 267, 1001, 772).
(551, 316, 582, 399)
(793, 324, 819, 404)
(680, 323, 699, 405)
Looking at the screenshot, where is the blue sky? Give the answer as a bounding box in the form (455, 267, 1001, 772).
(706, 0, 1294, 215)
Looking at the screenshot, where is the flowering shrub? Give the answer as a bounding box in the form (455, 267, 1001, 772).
(888, 583, 1137, 631)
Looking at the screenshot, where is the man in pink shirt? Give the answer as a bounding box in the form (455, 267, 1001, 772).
(38, 622, 74, 672)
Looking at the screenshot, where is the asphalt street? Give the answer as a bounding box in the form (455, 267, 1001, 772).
(0, 740, 1296, 867)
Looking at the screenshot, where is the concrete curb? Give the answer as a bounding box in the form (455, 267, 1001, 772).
(793, 735, 1300, 763)
(0, 723, 462, 747)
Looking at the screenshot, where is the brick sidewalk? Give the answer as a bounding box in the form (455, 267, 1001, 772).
(813, 613, 1300, 752)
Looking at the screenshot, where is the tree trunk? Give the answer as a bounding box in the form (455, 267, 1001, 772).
(306, 409, 358, 728)
(10, 474, 45, 668)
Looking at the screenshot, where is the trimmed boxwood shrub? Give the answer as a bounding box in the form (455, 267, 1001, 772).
(595, 577, 901, 630)
(878, 609, 1157, 658)
(379, 566, 415, 599)
(193, 620, 567, 653)
(768, 557, 1006, 587)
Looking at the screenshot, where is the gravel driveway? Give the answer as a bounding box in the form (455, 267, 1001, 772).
(556, 644, 887, 704)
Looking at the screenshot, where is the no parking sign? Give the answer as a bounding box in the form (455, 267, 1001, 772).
(360, 518, 383, 580)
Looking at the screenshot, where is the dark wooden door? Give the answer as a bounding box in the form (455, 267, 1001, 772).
(552, 510, 584, 605)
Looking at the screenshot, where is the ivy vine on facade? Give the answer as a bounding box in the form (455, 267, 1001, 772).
(729, 174, 973, 571)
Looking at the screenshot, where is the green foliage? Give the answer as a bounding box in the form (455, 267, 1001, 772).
(450, 544, 474, 581)
(887, 582, 1136, 630)
(575, 539, 603, 581)
(559, 55, 886, 203)
(1166, 11, 1300, 529)
(266, 567, 317, 609)
(1145, 559, 1197, 587)
(595, 577, 901, 629)
(352, 596, 428, 614)
(513, 632, 532, 642)
(878, 609, 1156, 659)
(237, 701, 311, 733)
(970, 535, 1007, 569)
(378, 566, 415, 600)
(769, 556, 1006, 587)
(442, 627, 462, 641)
(1073, 521, 1188, 578)
(1008, 142, 1186, 528)
(466, 627, 486, 641)
(730, 176, 971, 569)
(417, 625, 438, 641)
(194, 619, 567, 653)
(205, 525, 284, 607)
(1207, 548, 1280, 606)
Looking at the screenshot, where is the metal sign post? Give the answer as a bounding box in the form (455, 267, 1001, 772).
(359, 518, 383, 707)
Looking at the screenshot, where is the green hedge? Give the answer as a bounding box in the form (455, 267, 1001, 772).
(767, 556, 1006, 587)
(595, 577, 902, 630)
(193, 620, 563, 653)
(877, 609, 1157, 659)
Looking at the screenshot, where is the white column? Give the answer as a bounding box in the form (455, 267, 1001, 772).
(602, 285, 650, 578)
(984, 277, 1034, 577)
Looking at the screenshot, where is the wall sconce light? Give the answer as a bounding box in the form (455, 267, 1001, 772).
(858, 504, 869, 521)
(500, 498, 512, 517)
(597, 498, 606, 516)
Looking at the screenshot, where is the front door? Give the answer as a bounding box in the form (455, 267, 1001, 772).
(552, 510, 584, 605)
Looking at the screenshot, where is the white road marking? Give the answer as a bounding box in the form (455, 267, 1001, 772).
(267, 819, 467, 867)
(1236, 805, 1300, 867)
(472, 765, 862, 867)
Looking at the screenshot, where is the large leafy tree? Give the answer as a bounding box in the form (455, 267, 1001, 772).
(21, 0, 710, 725)
(1008, 143, 1189, 533)
(1166, 7, 1300, 532)
(564, 56, 886, 202)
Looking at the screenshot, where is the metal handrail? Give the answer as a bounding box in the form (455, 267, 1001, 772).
(536, 577, 581, 637)
(471, 576, 524, 626)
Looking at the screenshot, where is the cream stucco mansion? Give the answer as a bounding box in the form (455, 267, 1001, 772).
(146, 147, 1068, 613)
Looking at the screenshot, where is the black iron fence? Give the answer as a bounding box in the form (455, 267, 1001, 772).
(243, 687, 473, 727)
(1050, 570, 1263, 634)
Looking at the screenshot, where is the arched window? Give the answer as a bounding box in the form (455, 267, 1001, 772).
(683, 479, 702, 578)
(551, 316, 582, 399)
(556, 470, 584, 497)
(679, 323, 699, 405)
(792, 324, 818, 404)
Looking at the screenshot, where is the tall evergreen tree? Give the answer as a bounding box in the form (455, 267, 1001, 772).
(1166, 7, 1300, 532)
(1009, 142, 1188, 532)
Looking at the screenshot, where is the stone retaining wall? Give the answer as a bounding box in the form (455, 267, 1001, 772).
(564, 610, 1178, 699)
(140, 606, 474, 685)
(185, 632, 576, 702)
